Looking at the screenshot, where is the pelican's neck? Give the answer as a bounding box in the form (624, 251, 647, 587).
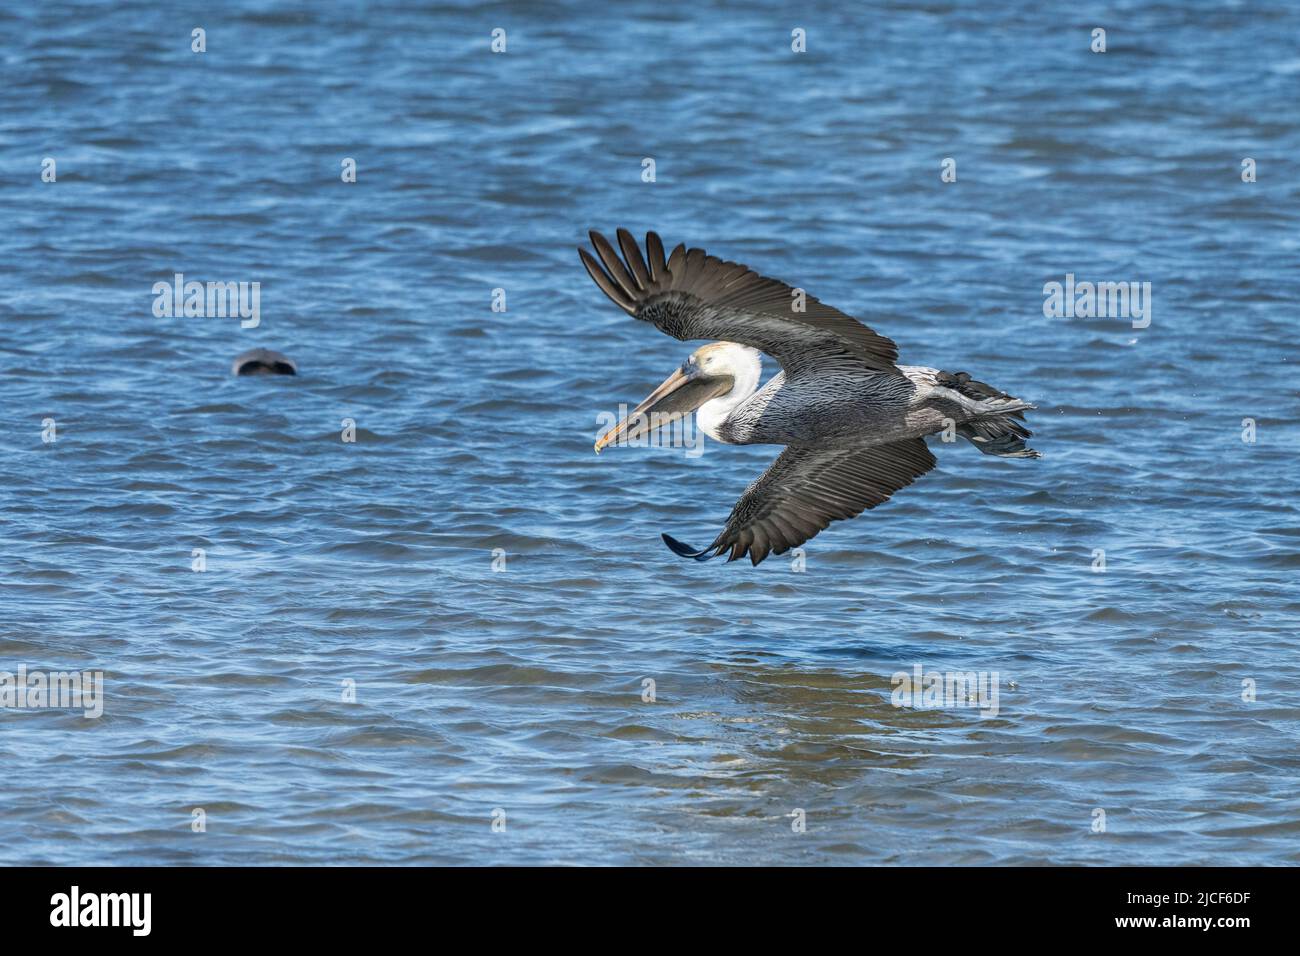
(697, 348, 763, 443)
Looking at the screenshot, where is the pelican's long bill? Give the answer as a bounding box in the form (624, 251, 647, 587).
(595, 364, 733, 453)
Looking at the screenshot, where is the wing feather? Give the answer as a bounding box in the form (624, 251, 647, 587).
(616, 228, 651, 289)
(701, 439, 937, 565)
(589, 230, 640, 299)
(646, 231, 667, 281)
(579, 229, 900, 375)
(578, 248, 635, 313)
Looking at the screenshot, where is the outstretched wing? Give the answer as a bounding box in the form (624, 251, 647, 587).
(579, 228, 901, 376)
(664, 439, 937, 565)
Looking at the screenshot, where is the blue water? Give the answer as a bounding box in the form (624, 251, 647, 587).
(2, 0, 1298, 865)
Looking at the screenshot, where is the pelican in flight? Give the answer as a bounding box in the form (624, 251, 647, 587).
(581, 229, 1040, 566)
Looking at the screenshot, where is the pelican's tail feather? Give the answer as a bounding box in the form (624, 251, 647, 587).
(937, 370, 1042, 459)
(957, 416, 1041, 459)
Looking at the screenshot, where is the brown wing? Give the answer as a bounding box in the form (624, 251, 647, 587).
(672, 439, 937, 566)
(579, 228, 901, 376)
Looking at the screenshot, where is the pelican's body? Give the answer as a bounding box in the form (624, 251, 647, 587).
(698, 361, 967, 448)
(582, 229, 1040, 565)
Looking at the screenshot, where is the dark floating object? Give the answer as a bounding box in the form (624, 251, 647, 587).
(232, 348, 297, 376)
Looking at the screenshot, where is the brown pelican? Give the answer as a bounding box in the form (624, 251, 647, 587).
(231, 348, 296, 376)
(581, 229, 1040, 566)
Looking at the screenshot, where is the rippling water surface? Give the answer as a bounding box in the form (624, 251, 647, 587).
(2, 1, 1298, 865)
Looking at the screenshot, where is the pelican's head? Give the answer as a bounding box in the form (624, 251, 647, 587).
(595, 341, 760, 453)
